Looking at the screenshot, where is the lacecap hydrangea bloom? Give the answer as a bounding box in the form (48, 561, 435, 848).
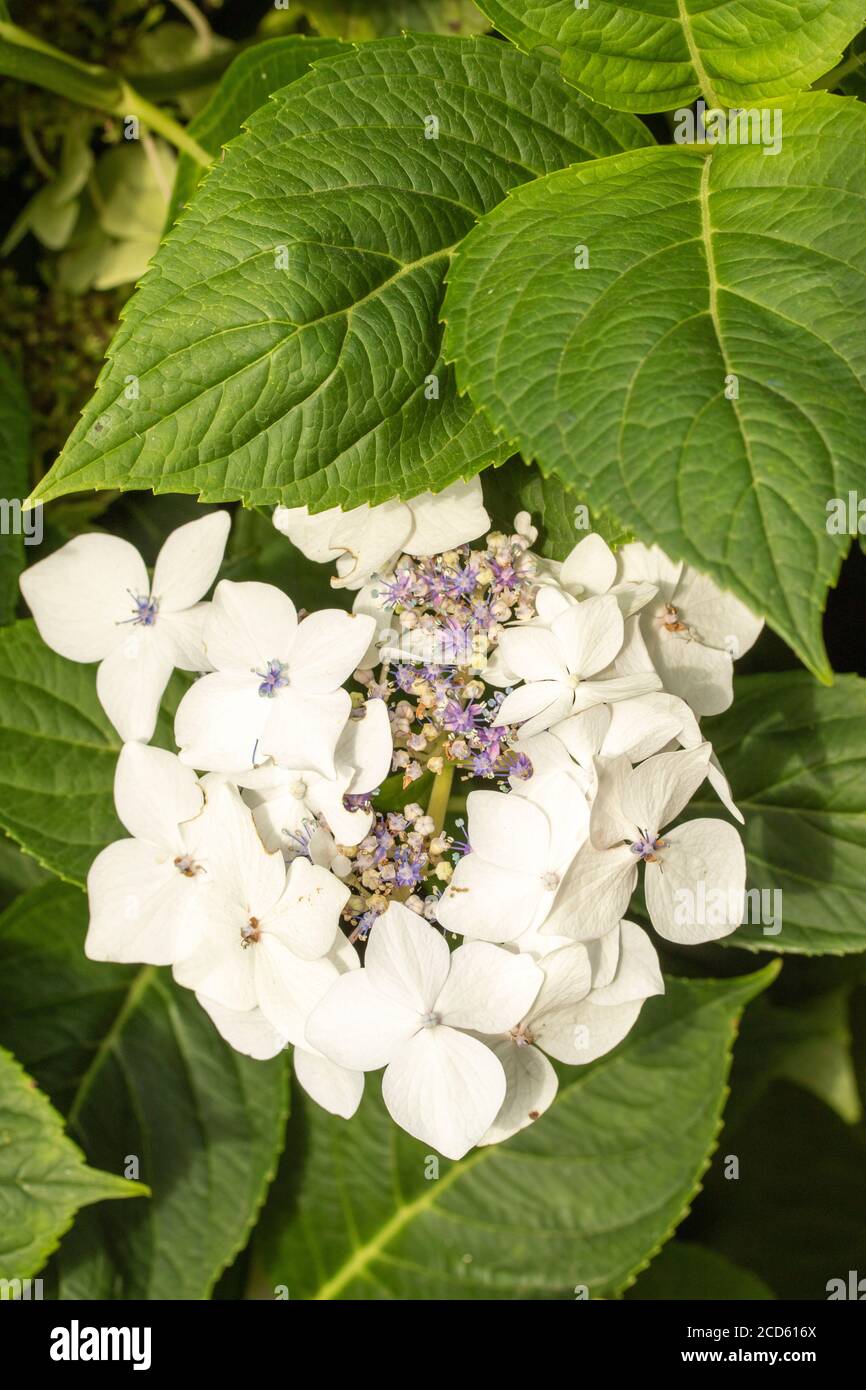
(20, 478, 761, 1159)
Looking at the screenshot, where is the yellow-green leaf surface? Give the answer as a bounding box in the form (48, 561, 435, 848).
(476, 0, 865, 111)
(444, 93, 866, 679)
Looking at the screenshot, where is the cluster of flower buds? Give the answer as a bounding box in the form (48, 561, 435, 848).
(20, 476, 762, 1159)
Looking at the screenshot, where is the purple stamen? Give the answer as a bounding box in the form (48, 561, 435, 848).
(254, 659, 289, 698)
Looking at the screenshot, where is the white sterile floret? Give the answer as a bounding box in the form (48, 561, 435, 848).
(273, 478, 490, 590)
(173, 781, 350, 1043)
(436, 776, 590, 944)
(86, 742, 212, 966)
(544, 745, 746, 944)
(236, 697, 392, 851)
(173, 579, 375, 775)
(20, 511, 230, 742)
(539, 532, 658, 621)
(479, 920, 663, 1145)
(616, 542, 763, 717)
(306, 902, 543, 1159)
(496, 594, 661, 737)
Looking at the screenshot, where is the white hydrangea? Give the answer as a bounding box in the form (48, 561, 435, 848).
(20, 494, 761, 1158)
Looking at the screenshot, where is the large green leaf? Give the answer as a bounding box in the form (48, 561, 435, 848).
(0, 355, 29, 626)
(0, 620, 180, 886)
(169, 36, 345, 225)
(0, 882, 289, 1298)
(444, 93, 866, 679)
(693, 672, 866, 955)
(475, 0, 865, 112)
(258, 966, 775, 1300)
(483, 458, 634, 559)
(0, 1042, 145, 1281)
(31, 34, 651, 514)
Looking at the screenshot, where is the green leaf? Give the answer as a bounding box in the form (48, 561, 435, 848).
(692, 671, 866, 955)
(726, 992, 862, 1127)
(444, 93, 866, 680)
(31, 34, 651, 513)
(690, 1080, 866, 1299)
(0, 620, 181, 886)
(169, 36, 346, 226)
(0, 881, 289, 1298)
(0, 355, 29, 626)
(625, 1240, 775, 1300)
(482, 457, 633, 560)
(0, 836, 50, 912)
(258, 966, 775, 1300)
(295, 0, 489, 39)
(0, 1042, 145, 1281)
(475, 0, 866, 112)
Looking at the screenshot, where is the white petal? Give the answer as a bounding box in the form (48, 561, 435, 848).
(175, 669, 269, 772)
(20, 533, 147, 662)
(266, 855, 346, 960)
(196, 779, 286, 917)
(526, 943, 593, 1063)
(560, 534, 617, 596)
(552, 594, 623, 679)
(293, 1048, 364, 1119)
(645, 818, 746, 944)
(436, 855, 543, 944)
(330, 501, 412, 587)
(478, 1040, 558, 1147)
(152, 511, 231, 612)
(404, 478, 490, 554)
(496, 679, 573, 736)
(436, 942, 542, 1033)
(464, 788, 550, 873)
(287, 610, 377, 693)
(534, 584, 575, 625)
(620, 744, 712, 836)
(86, 839, 206, 966)
(707, 752, 744, 824)
(617, 541, 682, 598)
(364, 901, 450, 1013)
(674, 567, 763, 658)
(204, 579, 297, 672)
(585, 921, 622, 989)
(541, 841, 638, 941)
(382, 1026, 505, 1160)
(498, 625, 568, 683)
(589, 754, 636, 849)
(592, 920, 664, 1006)
(338, 698, 392, 794)
(198, 996, 287, 1060)
(113, 742, 202, 850)
(172, 893, 258, 1011)
(551, 705, 611, 769)
(159, 604, 209, 671)
(564, 994, 645, 1064)
(645, 621, 734, 717)
(273, 504, 343, 563)
(96, 629, 175, 743)
(261, 687, 351, 778)
(569, 672, 663, 712)
(602, 692, 694, 763)
(255, 939, 340, 1045)
(306, 968, 419, 1070)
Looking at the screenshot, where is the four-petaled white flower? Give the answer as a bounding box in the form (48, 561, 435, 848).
(480, 920, 663, 1145)
(174, 579, 375, 775)
(496, 595, 661, 737)
(20, 511, 231, 742)
(273, 478, 490, 590)
(173, 781, 350, 1043)
(616, 542, 763, 716)
(544, 745, 746, 943)
(436, 777, 589, 943)
(306, 902, 543, 1159)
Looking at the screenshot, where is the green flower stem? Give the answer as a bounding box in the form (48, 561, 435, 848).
(426, 761, 455, 836)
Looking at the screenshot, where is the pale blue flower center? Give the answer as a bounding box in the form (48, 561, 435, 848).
(630, 832, 666, 861)
(255, 659, 289, 698)
(124, 591, 158, 626)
